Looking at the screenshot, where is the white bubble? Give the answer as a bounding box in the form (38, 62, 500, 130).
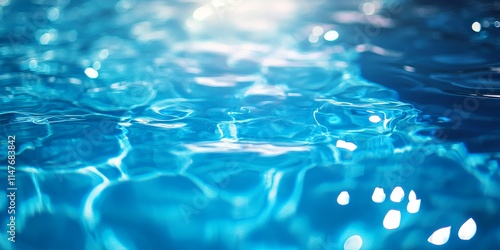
(47, 7, 59, 21)
(99, 49, 109, 59)
(324, 30, 339, 41)
(39, 33, 52, 45)
(344, 235, 363, 250)
(84, 68, 98, 79)
(362, 2, 376, 16)
(93, 61, 101, 70)
(38, 29, 58, 45)
(308, 34, 319, 43)
(482, 20, 490, 28)
(29, 59, 38, 71)
(312, 26, 324, 36)
(472, 22, 481, 32)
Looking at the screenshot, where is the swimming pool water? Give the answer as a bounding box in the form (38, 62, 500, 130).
(1, 0, 499, 249)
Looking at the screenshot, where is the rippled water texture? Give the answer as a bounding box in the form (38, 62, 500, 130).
(1, 0, 500, 249)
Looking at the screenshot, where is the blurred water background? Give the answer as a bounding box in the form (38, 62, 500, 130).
(0, 0, 500, 249)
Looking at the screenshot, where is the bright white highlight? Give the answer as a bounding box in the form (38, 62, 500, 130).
(369, 115, 381, 123)
(268, 171, 283, 202)
(84, 68, 98, 79)
(458, 218, 477, 240)
(428, 226, 451, 245)
(371, 187, 385, 203)
(193, 5, 215, 20)
(362, 2, 376, 15)
(390, 186, 404, 202)
(324, 30, 339, 41)
(472, 22, 481, 32)
(383, 209, 401, 230)
(337, 191, 350, 205)
(344, 235, 363, 250)
(336, 140, 357, 151)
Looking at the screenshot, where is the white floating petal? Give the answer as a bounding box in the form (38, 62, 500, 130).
(372, 187, 386, 203)
(337, 191, 350, 206)
(390, 186, 405, 202)
(458, 218, 477, 240)
(383, 209, 401, 230)
(344, 235, 363, 250)
(428, 226, 451, 245)
(407, 199, 421, 214)
(409, 190, 417, 201)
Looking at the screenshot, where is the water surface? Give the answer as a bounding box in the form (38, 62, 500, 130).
(0, 0, 499, 249)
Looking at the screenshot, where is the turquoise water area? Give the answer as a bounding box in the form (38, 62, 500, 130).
(1, 0, 500, 249)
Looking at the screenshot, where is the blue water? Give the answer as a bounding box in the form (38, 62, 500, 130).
(1, 0, 500, 249)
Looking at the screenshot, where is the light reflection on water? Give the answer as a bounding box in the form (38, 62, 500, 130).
(0, 0, 499, 249)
